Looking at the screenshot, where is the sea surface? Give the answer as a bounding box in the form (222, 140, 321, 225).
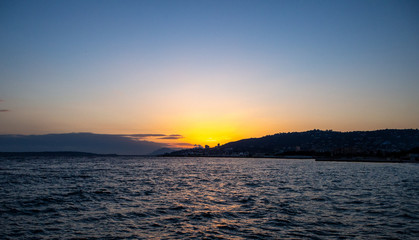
(1, 157, 419, 239)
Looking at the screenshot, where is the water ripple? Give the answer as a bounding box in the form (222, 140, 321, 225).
(1, 157, 419, 239)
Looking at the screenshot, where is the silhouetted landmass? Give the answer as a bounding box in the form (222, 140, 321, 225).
(0, 133, 165, 155)
(0, 151, 118, 158)
(166, 129, 419, 162)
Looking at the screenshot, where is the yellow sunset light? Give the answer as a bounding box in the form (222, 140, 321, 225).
(182, 122, 237, 147)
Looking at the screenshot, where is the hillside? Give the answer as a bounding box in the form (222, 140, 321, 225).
(167, 129, 419, 158)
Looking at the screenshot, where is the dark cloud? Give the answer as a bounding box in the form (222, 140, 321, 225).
(119, 133, 184, 140)
(117, 134, 166, 141)
(121, 134, 166, 137)
(159, 136, 179, 139)
(0, 133, 168, 155)
(158, 135, 184, 140)
(0, 132, 193, 154)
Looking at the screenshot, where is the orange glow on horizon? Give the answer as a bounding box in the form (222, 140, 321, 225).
(166, 114, 278, 148)
(179, 122, 237, 147)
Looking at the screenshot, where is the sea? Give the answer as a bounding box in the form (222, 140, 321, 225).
(1, 156, 419, 239)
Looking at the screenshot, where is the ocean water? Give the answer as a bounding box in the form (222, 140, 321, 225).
(1, 157, 419, 239)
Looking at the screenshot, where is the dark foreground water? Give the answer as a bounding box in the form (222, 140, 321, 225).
(1, 157, 419, 239)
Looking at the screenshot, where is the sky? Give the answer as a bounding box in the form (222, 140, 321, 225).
(1, 0, 418, 148)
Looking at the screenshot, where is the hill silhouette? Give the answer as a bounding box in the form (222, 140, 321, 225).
(167, 129, 419, 158)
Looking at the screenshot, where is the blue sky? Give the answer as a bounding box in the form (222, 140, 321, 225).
(1, 0, 418, 146)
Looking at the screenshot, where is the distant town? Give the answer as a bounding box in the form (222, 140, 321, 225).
(165, 129, 419, 162)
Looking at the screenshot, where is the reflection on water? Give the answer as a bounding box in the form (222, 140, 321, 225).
(1, 157, 419, 239)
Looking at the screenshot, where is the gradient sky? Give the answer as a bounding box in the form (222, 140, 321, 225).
(1, 0, 418, 147)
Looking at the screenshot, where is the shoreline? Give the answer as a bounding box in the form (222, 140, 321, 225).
(1, 152, 418, 163)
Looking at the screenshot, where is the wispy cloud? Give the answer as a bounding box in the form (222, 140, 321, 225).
(168, 142, 195, 147)
(158, 134, 184, 140)
(120, 134, 166, 138)
(0, 100, 9, 112)
(119, 133, 184, 140)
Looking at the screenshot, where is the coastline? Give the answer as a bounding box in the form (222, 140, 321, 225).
(1, 152, 418, 163)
